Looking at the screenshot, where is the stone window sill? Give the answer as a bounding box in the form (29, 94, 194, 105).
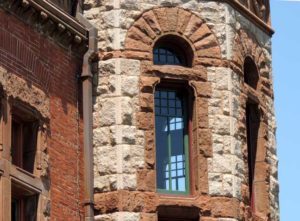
(10, 164, 43, 193)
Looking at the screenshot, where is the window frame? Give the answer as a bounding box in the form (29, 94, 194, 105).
(0, 97, 46, 221)
(154, 82, 194, 196)
(11, 107, 39, 174)
(11, 181, 39, 221)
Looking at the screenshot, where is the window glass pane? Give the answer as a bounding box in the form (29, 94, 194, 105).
(155, 98, 160, 107)
(155, 90, 160, 98)
(23, 123, 38, 173)
(169, 100, 175, 107)
(178, 177, 186, 191)
(176, 109, 182, 116)
(161, 99, 167, 107)
(161, 91, 168, 99)
(168, 92, 175, 99)
(177, 169, 183, 176)
(172, 179, 176, 189)
(155, 115, 169, 190)
(11, 198, 19, 221)
(155, 89, 188, 194)
(167, 56, 174, 64)
(161, 108, 168, 115)
(154, 53, 159, 64)
(11, 120, 22, 168)
(171, 170, 176, 177)
(165, 180, 170, 191)
(169, 108, 175, 116)
(153, 47, 185, 66)
(25, 195, 38, 221)
(177, 162, 183, 169)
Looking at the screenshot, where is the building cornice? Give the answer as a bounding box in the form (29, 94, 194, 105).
(221, 0, 274, 36)
(0, 0, 89, 53)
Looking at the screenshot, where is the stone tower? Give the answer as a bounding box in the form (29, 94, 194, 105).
(85, 0, 279, 220)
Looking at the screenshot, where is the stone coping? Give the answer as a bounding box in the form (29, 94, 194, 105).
(222, 0, 274, 36)
(1, 0, 89, 52)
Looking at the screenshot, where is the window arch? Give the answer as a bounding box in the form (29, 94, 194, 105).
(153, 35, 193, 67)
(244, 56, 259, 89)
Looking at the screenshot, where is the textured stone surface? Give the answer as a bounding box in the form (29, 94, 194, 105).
(93, 58, 143, 193)
(86, 1, 278, 220)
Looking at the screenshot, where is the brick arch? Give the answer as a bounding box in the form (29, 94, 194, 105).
(232, 29, 273, 100)
(0, 29, 51, 92)
(232, 29, 268, 78)
(124, 7, 222, 66)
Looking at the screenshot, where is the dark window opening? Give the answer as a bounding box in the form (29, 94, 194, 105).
(153, 35, 193, 67)
(244, 57, 259, 89)
(246, 102, 260, 209)
(158, 206, 199, 221)
(155, 84, 192, 195)
(11, 109, 38, 174)
(11, 183, 38, 221)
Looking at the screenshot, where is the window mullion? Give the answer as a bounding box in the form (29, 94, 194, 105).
(184, 133, 190, 194)
(183, 98, 190, 194)
(167, 116, 172, 191)
(20, 124, 24, 169)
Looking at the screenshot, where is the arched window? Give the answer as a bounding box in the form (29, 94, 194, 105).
(244, 57, 259, 89)
(153, 35, 193, 67)
(153, 36, 194, 196)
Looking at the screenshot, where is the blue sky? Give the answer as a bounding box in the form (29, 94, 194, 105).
(271, 1, 300, 220)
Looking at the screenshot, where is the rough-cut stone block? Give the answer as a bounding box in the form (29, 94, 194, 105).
(211, 197, 240, 218)
(121, 76, 139, 97)
(94, 146, 117, 175)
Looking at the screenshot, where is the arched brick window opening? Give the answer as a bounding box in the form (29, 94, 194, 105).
(244, 56, 259, 89)
(246, 102, 260, 210)
(153, 35, 194, 67)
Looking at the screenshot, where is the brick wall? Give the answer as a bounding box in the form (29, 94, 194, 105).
(0, 9, 84, 221)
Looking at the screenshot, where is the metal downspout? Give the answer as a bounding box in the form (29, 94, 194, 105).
(76, 13, 98, 221)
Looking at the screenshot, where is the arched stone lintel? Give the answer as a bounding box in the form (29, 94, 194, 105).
(232, 29, 268, 78)
(124, 7, 222, 66)
(232, 29, 273, 99)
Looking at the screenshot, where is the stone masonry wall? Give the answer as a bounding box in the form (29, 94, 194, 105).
(85, 1, 278, 220)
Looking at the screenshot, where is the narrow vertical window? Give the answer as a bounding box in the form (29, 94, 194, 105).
(11, 111, 38, 174)
(155, 89, 190, 194)
(246, 102, 260, 209)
